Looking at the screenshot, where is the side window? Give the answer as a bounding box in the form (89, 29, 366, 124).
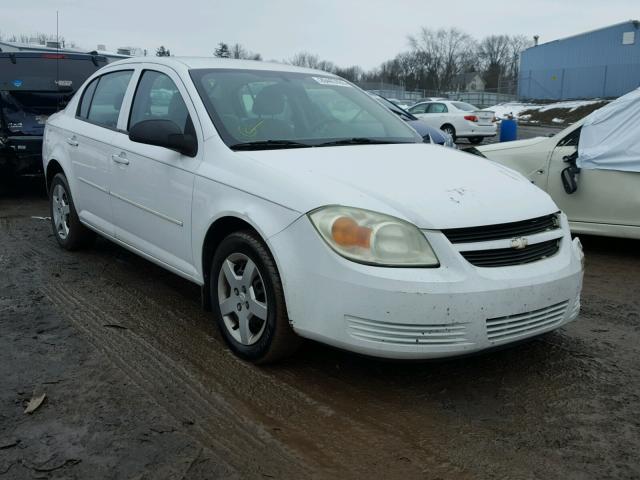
(77, 77, 99, 119)
(86, 70, 133, 128)
(557, 126, 581, 148)
(409, 103, 426, 114)
(129, 70, 191, 134)
(427, 103, 448, 113)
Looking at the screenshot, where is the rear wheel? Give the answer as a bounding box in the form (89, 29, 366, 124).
(469, 136, 484, 145)
(441, 124, 456, 142)
(210, 231, 301, 363)
(49, 173, 95, 250)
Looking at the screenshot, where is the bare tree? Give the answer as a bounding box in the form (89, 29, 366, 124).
(229, 43, 262, 60)
(477, 35, 511, 89)
(289, 52, 335, 73)
(409, 28, 476, 91)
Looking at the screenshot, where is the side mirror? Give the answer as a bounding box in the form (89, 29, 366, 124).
(129, 119, 197, 157)
(561, 167, 578, 194)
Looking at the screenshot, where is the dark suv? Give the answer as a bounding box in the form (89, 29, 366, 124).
(0, 52, 108, 177)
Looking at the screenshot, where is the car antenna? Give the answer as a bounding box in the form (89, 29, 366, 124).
(56, 10, 61, 110)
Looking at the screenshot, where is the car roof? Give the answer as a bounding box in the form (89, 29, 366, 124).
(105, 56, 334, 76)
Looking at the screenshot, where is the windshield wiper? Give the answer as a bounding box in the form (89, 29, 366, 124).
(316, 138, 402, 147)
(230, 140, 312, 150)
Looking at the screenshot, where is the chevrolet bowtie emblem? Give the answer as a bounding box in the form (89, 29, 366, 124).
(510, 237, 529, 250)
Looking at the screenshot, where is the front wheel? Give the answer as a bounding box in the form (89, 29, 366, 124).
(469, 136, 484, 145)
(49, 173, 95, 250)
(210, 231, 301, 363)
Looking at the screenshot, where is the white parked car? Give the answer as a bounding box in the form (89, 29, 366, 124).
(407, 100, 496, 144)
(43, 57, 584, 363)
(475, 90, 640, 240)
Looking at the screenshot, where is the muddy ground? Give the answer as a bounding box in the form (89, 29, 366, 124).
(1, 180, 638, 480)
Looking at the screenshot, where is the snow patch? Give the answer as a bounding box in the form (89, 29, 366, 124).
(486, 99, 607, 120)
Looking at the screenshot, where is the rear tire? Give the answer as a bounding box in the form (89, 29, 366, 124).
(469, 136, 484, 145)
(49, 173, 95, 250)
(210, 230, 301, 364)
(441, 124, 456, 142)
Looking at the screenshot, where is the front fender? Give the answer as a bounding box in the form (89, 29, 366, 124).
(191, 175, 302, 284)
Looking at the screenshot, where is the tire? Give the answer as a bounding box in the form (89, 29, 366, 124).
(441, 124, 456, 142)
(469, 136, 484, 145)
(210, 230, 301, 363)
(49, 173, 95, 250)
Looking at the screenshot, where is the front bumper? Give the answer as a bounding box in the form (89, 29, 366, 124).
(270, 214, 583, 359)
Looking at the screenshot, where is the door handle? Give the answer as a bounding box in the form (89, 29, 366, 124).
(111, 153, 129, 165)
(66, 137, 79, 147)
(537, 169, 545, 175)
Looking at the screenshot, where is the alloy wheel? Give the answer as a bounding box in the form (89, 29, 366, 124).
(217, 252, 268, 345)
(52, 184, 71, 240)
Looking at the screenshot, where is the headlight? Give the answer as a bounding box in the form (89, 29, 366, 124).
(308, 206, 439, 267)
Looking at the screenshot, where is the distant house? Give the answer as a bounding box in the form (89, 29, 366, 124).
(0, 40, 131, 63)
(453, 72, 486, 92)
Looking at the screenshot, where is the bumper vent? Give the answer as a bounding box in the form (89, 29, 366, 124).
(443, 214, 559, 244)
(461, 239, 560, 268)
(486, 300, 569, 342)
(346, 316, 471, 346)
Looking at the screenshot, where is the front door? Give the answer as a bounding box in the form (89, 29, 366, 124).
(109, 67, 201, 278)
(546, 127, 640, 227)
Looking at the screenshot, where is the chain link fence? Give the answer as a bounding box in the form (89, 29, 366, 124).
(355, 81, 518, 108)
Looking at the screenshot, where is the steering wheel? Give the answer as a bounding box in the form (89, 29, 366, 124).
(309, 117, 342, 134)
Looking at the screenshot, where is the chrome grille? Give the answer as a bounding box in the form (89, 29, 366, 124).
(346, 316, 471, 346)
(460, 239, 560, 268)
(443, 214, 559, 244)
(486, 301, 569, 342)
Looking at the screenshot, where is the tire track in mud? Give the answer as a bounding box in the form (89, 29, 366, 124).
(14, 220, 471, 479)
(40, 282, 308, 479)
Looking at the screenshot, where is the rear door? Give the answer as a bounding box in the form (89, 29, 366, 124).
(109, 65, 201, 277)
(69, 69, 134, 235)
(425, 102, 449, 129)
(546, 126, 640, 228)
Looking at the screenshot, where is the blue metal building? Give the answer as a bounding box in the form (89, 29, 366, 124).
(519, 20, 640, 100)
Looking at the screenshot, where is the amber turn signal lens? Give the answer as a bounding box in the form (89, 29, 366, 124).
(331, 217, 372, 248)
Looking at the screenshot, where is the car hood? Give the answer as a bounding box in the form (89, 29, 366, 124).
(477, 136, 548, 153)
(237, 143, 558, 229)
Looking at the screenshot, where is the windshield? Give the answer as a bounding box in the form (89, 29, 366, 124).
(371, 94, 416, 121)
(190, 68, 421, 149)
(451, 102, 477, 112)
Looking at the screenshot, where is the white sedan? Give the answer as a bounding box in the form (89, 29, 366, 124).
(43, 57, 583, 363)
(407, 100, 496, 144)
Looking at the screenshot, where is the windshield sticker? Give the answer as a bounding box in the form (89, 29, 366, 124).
(12, 80, 23, 88)
(312, 77, 351, 88)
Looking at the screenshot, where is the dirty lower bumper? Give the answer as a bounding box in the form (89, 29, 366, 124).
(270, 216, 584, 359)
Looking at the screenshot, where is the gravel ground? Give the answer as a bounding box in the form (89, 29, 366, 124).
(0, 180, 638, 480)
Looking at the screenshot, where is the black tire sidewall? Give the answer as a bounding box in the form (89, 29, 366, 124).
(210, 233, 281, 362)
(49, 173, 84, 249)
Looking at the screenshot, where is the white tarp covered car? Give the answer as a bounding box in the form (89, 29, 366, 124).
(578, 87, 640, 173)
(476, 88, 640, 240)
